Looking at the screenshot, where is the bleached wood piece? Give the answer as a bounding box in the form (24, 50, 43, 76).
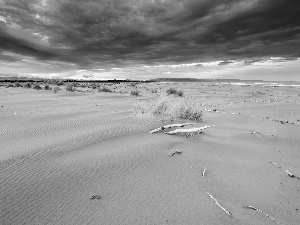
(243, 206, 280, 224)
(165, 125, 211, 135)
(269, 160, 299, 179)
(205, 190, 232, 216)
(150, 123, 195, 134)
(169, 149, 182, 156)
(202, 167, 207, 177)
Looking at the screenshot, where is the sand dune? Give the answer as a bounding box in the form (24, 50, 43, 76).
(1, 82, 299, 224)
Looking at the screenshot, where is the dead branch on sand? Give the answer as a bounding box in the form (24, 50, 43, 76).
(243, 206, 280, 224)
(205, 190, 232, 216)
(202, 167, 207, 177)
(150, 123, 195, 134)
(169, 149, 182, 156)
(164, 125, 211, 137)
(269, 160, 299, 179)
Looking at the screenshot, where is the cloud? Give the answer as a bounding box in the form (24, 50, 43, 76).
(0, 0, 299, 78)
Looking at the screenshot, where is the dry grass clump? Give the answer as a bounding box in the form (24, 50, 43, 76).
(65, 83, 74, 92)
(131, 90, 140, 96)
(24, 82, 32, 88)
(33, 83, 42, 90)
(98, 86, 112, 92)
(166, 87, 184, 97)
(135, 95, 203, 121)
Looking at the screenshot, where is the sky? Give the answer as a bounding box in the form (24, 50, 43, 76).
(0, 0, 300, 81)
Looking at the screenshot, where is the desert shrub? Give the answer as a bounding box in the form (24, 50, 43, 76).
(33, 83, 42, 90)
(98, 86, 112, 92)
(53, 86, 60, 93)
(166, 88, 184, 97)
(131, 90, 140, 96)
(15, 82, 22, 87)
(65, 83, 74, 92)
(56, 81, 64, 86)
(135, 95, 203, 121)
(7, 83, 15, 87)
(44, 84, 51, 90)
(151, 89, 158, 93)
(24, 82, 32, 88)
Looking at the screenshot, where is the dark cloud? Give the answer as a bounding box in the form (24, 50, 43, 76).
(0, 31, 57, 59)
(0, 0, 299, 68)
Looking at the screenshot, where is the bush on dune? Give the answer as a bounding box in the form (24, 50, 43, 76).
(135, 95, 203, 121)
(45, 84, 51, 90)
(98, 86, 112, 92)
(24, 82, 32, 88)
(53, 86, 60, 93)
(33, 83, 42, 90)
(131, 90, 140, 96)
(14, 82, 22, 87)
(166, 87, 184, 97)
(65, 83, 74, 92)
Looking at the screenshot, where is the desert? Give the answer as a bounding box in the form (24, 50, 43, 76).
(1, 80, 300, 225)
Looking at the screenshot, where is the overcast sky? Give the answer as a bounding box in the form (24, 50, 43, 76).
(0, 0, 300, 81)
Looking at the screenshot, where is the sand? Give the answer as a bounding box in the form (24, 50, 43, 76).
(1, 82, 300, 225)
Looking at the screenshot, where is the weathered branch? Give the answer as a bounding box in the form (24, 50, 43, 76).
(205, 190, 232, 216)
(269, 160, 299, 179)
(202, 167, 207, 177)
(165, 125, 211, 135)
(150, 123, 195, 134)
(169, 149, 182, 156)
(243, 206, 280, 224)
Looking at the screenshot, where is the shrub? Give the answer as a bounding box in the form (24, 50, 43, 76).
(44, 84, 51, 90)
(33, 83, 42, 90)
(65, 83, 74, 92)
(53, 86, 60, 93)
(98, 86, 112, 92)
(7, 83, 15, 87)
(166, 88, 184, 97)
(131, 90, 140, 96)
(15, 82, 22, 87)
(151, 89, 158, 93)
(24, 82, 32, 88)
(135, 95, 203, 121)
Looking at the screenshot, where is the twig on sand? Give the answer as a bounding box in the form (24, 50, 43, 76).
(269, 160, 299, 179)
(164, 125, 212, 137)
(150, 123, 195, 134)
(169, 149, 182, 156)
(243, 206, 280, 224)
(205, 190, 232, 216)
(202, 167, 207, 177)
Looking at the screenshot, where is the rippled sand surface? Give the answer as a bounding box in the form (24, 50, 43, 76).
(1, 82, 300, 225)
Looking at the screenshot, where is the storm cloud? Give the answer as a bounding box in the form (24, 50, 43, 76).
(0, 0, 300, 77)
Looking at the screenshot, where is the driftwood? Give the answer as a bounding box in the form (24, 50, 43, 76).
(202, 167, 207, 177)
(243, 206, 280, 224)
(150, 123, 195, 134)
(269, 160, 299, 179)
(205, 190, 232, 216)
(165, 125, 211, 136)
(169, 149, 182, 156)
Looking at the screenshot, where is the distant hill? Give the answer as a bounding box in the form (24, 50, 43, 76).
(0, 76, 264, 83)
